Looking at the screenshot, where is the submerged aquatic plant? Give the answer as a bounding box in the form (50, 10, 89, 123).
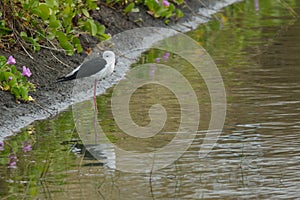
(23, 141, 32, 152)
(0, 130, 35, 169)
(0, 141, 4, 151)
(8, 153, 17, 168)
(163, 52, 170, 61)
(154, 51, 170, 63)
(0, 55, 35, 102)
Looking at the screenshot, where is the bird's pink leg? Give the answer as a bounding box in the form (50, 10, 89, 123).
(94, 79, 98, 112)
(93, 79, 98, 143)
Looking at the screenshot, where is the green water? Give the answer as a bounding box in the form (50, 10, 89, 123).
(1, 0, 300, 199)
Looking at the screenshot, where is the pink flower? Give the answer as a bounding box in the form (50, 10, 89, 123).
(8, 161, 17, 168)
(23, 142, 32, 152)
(156, 0, 169, 7)
(163, 52, 170, 61)
(149, 65, 157, 78)
(163, 0, 170, 7)
(155, 57, 161, 63)
(8, 153, 17, 160)
(8, 76, 13, 81)
(22, 66, 32, 77)
(6, 55, 16, 65)
(8, 153, 17, 168)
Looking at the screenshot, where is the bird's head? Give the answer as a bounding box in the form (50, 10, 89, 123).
(102, 51, 115, 64)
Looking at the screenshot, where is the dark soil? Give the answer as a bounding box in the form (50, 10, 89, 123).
(0, 0, 226, 138)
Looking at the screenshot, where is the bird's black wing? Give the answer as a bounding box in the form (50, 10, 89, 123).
(76, 57, 107, 78)
(57, 57, 107, 82)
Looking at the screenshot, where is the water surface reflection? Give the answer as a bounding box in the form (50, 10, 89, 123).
(1, 0, 300, 199)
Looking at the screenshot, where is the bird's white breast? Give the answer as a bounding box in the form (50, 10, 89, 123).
(95, 62, 115, 80)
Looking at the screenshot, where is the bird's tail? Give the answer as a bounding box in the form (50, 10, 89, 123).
(56, 77, 68, 83)
(56, 73, 77, 83)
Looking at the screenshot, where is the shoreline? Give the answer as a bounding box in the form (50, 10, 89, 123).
(0, 0, 241, 140)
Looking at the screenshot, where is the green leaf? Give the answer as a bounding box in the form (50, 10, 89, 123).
(0, 157, 8, 165)
(176, 9, 184, 18)
(73, 37, 83, 53)
(169, 4, 175, 12)
(99, 33, 111, 41)
(37, 3, 51, 20)
(33, 41, 41, 52)
(175, 0, 184, 4)
(11, 141, 18, 152)
(2, 72, 17, 87)
(84, 19, 97, 36)
(125, 2, 135, 13)
(0, 71, 5, 81)
(81, 9, 90, 18)
(29, 0, 39, 9)
(96, 23, 105, 35)
(86, 0, 98, 10)
(0, 56, 6, 66)
(49, 15, 61, 29)
(63, 5, 71, 15)
(47, 29, 56, 40)
(145, 0, 154, 11)
(3, 71, 14, 79)
(10, 65, 17, 74)
(11, 86, 20, 100)
(20, 31, 28, 39)
(20, 86, 29, 100)
(27, 37, 40, 52)
(45, 0, 57, 8)
(0, 20, 12, 36)
(26, 81, 36, 92)
(56, 31, 74, 55)
(8, 77, 17, 88)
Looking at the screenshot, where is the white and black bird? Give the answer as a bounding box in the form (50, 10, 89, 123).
(57, 50, 116, 112)
(56, 51, 116, 82)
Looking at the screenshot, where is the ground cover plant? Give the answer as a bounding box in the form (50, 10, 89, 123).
(0, 0, 184, 55)
(0, 0, 185, 102)
(0, 55, 35, 102)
